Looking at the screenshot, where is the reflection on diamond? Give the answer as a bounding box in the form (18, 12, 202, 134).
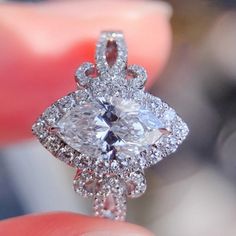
(57, 96, 167, 166)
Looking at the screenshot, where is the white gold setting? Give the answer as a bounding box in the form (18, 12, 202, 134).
(32, 31, 189, 221)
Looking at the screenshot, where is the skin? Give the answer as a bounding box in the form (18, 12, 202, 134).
(0, 0, 172, 235)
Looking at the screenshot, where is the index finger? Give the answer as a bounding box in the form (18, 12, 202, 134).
(0, 0, 172, 145)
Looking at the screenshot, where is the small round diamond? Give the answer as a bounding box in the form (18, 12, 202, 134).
(73, 170, 99, 198)
(74, 90, 89, 104)
(125, 171, 147, 198)
(42, 135, 62, 154)
(42, 105, 61, 125)
(127, 64, 147, 89)
(57, 94, 76, 113)
(57, 145, 75, 164)
(141, 146, 163, 168)
(32, 118, 48, 140)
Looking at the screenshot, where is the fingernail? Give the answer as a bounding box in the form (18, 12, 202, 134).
(138, 0, 173, 19)
(82, 232, 152, 236)
(81, 222, 155, 236)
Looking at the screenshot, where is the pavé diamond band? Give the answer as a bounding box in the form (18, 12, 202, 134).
(32, 31, 189, 221)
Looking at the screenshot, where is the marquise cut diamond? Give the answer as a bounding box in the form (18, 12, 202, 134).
(57, 96, 167, 165)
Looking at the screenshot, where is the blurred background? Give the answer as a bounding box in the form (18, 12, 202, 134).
(1, 0, 236, 235)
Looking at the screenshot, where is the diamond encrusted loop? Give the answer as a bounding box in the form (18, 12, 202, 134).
(94, 176, 127, 220)
(127, 64, 147, 89)
(32, 31, 189, 221)
(125, 170, 147, 198)
(96, 31, 127, 77)
(75, 62, 98, 88)
(73, 169, 100, 198)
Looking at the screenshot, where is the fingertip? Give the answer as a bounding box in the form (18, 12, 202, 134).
(0, 212, 154, 236)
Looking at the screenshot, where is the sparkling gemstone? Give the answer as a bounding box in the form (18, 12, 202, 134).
(73, 170, 99, 198)
(102, 194, 119, 219)
(57, 145, 74, 163)
(93, 175, 127, 220)
(57, 94, 76, 112)
(125, 171, 146, 198)
(43, 105, 61, 124)
(32, 119, 48, 139)
(56, 96, 167, 166)
(94, 193, 126, 220)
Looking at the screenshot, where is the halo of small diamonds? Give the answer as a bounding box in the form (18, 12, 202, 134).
(32, 31, 189, 221)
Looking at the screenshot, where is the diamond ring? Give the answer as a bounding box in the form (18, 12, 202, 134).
(32, 31, 189, 221)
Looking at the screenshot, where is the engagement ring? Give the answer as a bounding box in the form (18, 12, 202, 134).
(32, 31, 189, 221)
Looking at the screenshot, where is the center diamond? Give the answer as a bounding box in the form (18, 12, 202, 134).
(57, 96, 167, 164)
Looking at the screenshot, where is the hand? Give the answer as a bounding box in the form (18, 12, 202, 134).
(0, 0, 172, 235)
